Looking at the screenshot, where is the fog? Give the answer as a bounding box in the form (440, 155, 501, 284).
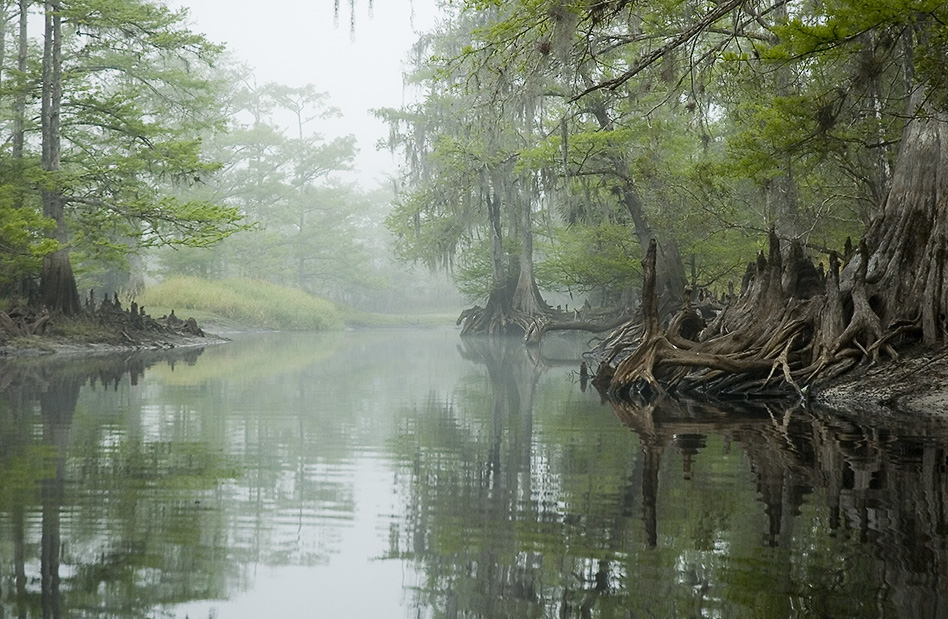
(174, 0, 440, 185)
(149, 0, 464, 316)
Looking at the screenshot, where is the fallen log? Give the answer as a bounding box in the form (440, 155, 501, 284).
(0, 307, 52, 337)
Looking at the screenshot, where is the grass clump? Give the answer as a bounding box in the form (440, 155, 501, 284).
(141, 277, 344, 331)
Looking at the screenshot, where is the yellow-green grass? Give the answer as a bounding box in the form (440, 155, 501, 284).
(342, 310, 458, 329)
(141, 277, 344, 332)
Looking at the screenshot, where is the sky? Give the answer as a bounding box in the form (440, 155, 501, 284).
(170, 0, 441, 186)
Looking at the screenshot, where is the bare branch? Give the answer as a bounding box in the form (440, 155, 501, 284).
(571, 0, 747, 102)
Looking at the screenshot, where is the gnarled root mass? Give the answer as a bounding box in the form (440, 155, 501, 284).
(594, 114, 948, 401)
(0, 304, 51, 337)
(593, 234, 922, 401)
(83, 290, 206, 339)
(1, 290, 207, 347)
(457, 295, 537, 337)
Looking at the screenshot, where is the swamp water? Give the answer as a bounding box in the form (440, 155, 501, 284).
(0, 328, 945, 618)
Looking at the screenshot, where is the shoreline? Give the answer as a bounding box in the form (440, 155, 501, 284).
(0, 327, 231, 360)
(4, 324, 947, 420)
(811, 347, 948, 418)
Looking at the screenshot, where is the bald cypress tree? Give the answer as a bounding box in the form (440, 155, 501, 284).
(16, 0, 245, 313)
(592, 1, 948, 397)
(39, 0, 79, 314)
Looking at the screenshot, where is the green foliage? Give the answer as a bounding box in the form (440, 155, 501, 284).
(57, 0, 243, 249)
(386, 188, 469, 270)
(381, 0, 948, 308)
(453, 236, 520, 301)
(141, 276, 344, 331)
(0, 167, 57, 288)
(535, 223, 641, 296)
(713, 0, 948, 237)
(380, 6, 558, 313)
(0, 0, 250, 301)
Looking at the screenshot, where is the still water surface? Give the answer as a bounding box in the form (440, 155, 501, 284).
(0, 328, 946, 618)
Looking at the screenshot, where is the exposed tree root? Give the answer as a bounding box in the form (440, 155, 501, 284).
(457, 292, 537, 337)
(1, 290, 208, 348)
(593, 114, 948, 401)
(595, 231, 932, 401)
(461, 284, 646, 342)
(0, 303, 51, 337)
(459, 115, 946, 397)
(523, 313, 632, 346)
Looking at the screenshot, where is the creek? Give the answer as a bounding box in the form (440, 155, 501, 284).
(0, 328, 944, 617)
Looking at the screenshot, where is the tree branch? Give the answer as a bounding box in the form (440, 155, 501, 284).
(571, 0, 747, 102)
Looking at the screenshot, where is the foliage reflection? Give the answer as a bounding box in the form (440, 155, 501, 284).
(0, 348, 235, 617)
(1, 332, 946, 618)
(389, 336, 948, 618)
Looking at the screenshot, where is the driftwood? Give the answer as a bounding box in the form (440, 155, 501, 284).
(0, 305, 51, 337)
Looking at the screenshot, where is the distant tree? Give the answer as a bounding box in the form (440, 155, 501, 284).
(159, 79, 388, 305)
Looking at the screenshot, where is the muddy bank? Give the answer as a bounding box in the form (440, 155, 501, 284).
(0, 301, 229, 359)
(0, 328, 229, 359)
(813, 347, 948, 418)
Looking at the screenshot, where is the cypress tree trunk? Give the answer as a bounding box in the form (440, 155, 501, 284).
(579, 69, 688, 315)
(511, 187, 548, 316)
(459, 179, 518, 336)
(39, 0, 80, 315)
(487, 187, 507, 309)
(850, 109, 948, 345)
(12, 0, 27, 161)
(460, 172, 554, 337)
(616, 173, 687, 313)
(0, 3, 7, 99)
(479, 186, 515, 333)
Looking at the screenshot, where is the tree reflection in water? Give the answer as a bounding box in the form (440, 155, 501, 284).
(0, 332, 946, 617)
(389, 335, 948, 618)
(0, 348, 235, 618)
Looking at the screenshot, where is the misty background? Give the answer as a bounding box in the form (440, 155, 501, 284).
(172, 0, 437, 184)
(155, 0, 462, 315)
